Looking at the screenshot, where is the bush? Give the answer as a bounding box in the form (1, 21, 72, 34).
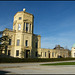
(0, 57, 75, 63)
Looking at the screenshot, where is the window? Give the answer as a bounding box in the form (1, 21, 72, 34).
(52, 52, 54, 57)
(41, 52, 42, 56)
(8, 50, 11, 56)
(18, 24, 21, 30)
(9, 39, 11, 45)
(35, 42, 38, 48)
(23, 22, 25, 31)
(74, 53, 75, 57)
(35, 52, 38, 57)
(19, 17, 22, 20)
(25, 40, 28, 47)
(17, 39, 20, 46)
(55, 52, 57, 57)
(5, 46, 7, 55)
(16, 50, 19, 56)
(45, 52, 46, 57)
(26, 23, 29, 32)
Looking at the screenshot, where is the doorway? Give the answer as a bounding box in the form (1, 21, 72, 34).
(49, 53, 50, 58)
(26, 50, 30, 58)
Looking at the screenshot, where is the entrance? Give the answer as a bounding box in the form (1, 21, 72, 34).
(26, 50, 30, 58)
(49, 53, 50, 58)
(58, 55, 62, 58)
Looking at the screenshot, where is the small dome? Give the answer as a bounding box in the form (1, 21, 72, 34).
(72, 44, 75, 47)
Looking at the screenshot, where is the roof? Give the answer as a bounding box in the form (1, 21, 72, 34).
(14, 11, 34, 17)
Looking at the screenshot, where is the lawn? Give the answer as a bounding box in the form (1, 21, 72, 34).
(41, 62, 75, 65)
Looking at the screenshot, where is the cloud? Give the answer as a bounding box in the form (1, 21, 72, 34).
(41, 31, 75, 50)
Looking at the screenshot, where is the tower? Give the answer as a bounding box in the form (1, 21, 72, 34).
(13, 8, 34, 33)
(12, 8, 34, 58)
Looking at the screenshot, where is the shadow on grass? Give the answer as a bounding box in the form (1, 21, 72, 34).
(0, 70, 11, 74)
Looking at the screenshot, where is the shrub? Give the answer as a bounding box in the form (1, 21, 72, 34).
(0, 57, 75, 63)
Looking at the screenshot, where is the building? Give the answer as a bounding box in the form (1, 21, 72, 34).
(71, 44, 75, 58)
(39, 45, 70, 58)
(0, 8, 70, 58)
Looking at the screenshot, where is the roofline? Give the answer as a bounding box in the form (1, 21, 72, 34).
(14, 11, 34, 17)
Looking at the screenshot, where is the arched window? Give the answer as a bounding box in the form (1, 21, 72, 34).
(18, 24, 21, 30)
(45, 52, 46, 57)
(26, 40, 28, 47)
(9, 39, 11, 45)
(26, 23, 29, 32)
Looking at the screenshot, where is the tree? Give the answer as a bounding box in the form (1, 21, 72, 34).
(0, 31, 9, 55)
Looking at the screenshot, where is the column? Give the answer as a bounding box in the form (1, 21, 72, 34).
(31, 24, 32, 33)
(28, 23, 30, 33)
(25, 22, 26, 32)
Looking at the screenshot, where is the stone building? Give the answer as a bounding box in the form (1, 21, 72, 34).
(39, 45, 70, 58)
(71, 44, 75, 58)
(0, 8, 70, 58)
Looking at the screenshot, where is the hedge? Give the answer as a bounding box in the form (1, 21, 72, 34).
(0, 57, 75, 63)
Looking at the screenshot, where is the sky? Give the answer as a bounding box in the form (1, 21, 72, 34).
(0, 1, 75, 50)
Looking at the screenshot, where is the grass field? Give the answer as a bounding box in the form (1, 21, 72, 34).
(41, 62, 75, 65)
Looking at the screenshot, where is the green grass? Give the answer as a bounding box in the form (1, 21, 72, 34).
(41, 62, 75, 66)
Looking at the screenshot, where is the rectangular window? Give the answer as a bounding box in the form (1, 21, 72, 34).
(25, 40, 28, 47)
(23, 22, 25, 31)
(45, 52, 46, 57)
(26, 23, 29, 32)
(8, 50, 11, 56)
(19, 17, 22, 20)
(16, 50, 19, 56)
(17, 39, 20, 46)
(9, 39, 11, 45)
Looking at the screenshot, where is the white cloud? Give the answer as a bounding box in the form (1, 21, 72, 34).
(41, 30, 75, 50)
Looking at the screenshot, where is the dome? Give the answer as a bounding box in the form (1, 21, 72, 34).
(72, 44, 75, 47)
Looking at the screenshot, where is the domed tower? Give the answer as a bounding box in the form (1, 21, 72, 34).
(71, 44, 75, 58)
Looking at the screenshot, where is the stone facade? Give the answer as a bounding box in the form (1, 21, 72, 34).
(1, 8, 70, 58)
(71, 44, 75, 58)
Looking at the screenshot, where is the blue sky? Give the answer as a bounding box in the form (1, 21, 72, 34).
(0, 1, 75, 50)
